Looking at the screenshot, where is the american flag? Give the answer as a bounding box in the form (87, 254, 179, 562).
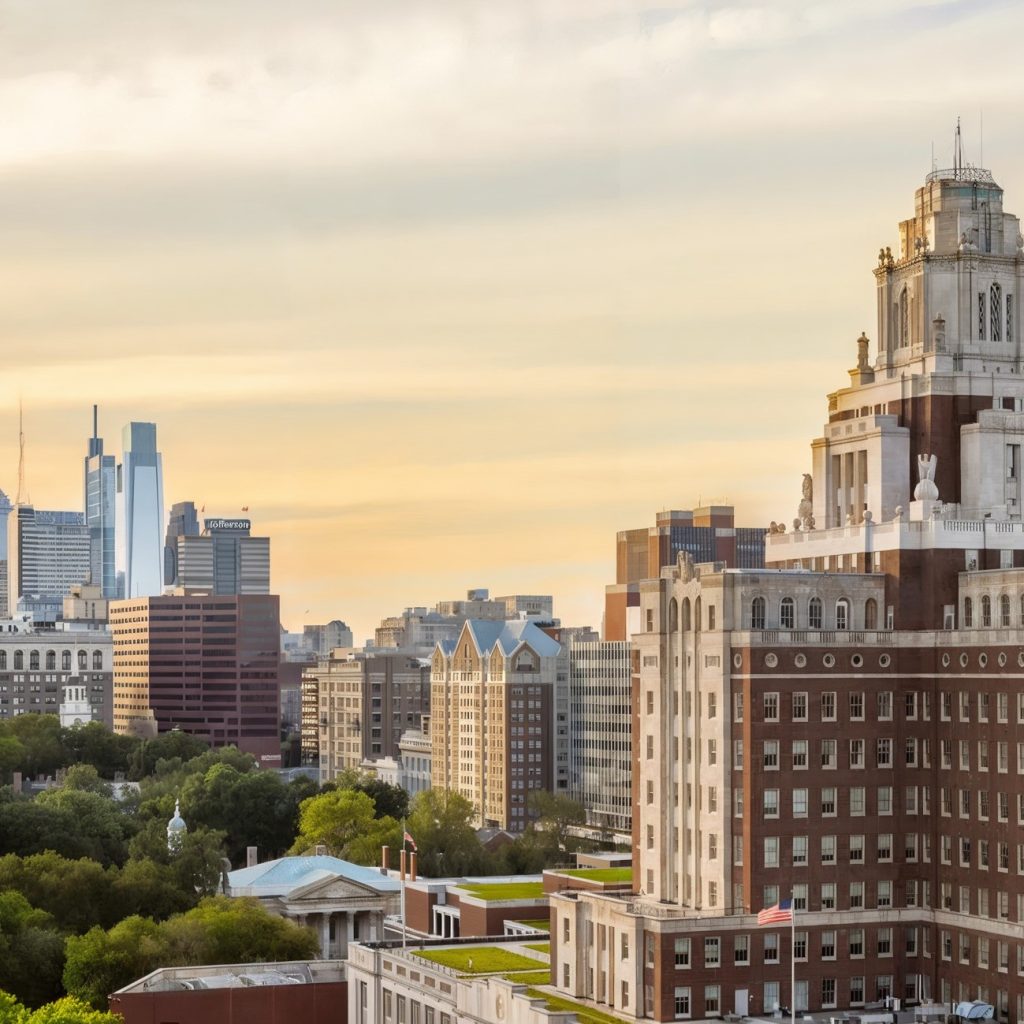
(757, 898, 793, 925)
(403, 830, 417, 851)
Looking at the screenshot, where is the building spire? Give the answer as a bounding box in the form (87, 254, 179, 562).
(15, 398, 28, 506)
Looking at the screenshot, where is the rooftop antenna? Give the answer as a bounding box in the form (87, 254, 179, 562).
(954, 117, 962, 175)
(15, 398, 28, 506)
(980, 109, 984, 168)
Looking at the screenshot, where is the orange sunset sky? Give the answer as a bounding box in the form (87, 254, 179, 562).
(4, 0, 1024, 641)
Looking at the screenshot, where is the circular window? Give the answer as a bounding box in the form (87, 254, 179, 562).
(765, 653, 778, 669)
(794, 653, 807, 668)
(851, 653, 863, 668)
(959, 653, 969, 668)
(941, 653, 950, 667)
(979, 653, 988, 668)
(733, 653, 743, 669)
(823, 653, 836, 668)
(998, 652, 1007, 667)
(1018, 651, 1024, 668)
(879, 653, 891, 668)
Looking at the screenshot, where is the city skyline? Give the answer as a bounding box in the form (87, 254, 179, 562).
(4, 1, 1024, 639)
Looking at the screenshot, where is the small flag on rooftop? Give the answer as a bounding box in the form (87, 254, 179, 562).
(757, 898, 793, 925)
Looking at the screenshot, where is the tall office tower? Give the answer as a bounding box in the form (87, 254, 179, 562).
(163, 500, 199, 586)
(84, 405, 117, 598)
(116, 422, 164, 599)
(568, 639, 632, 835)
(430, 619, 567, 831)
(0, 489, 12, 617)
(604, 505, 767, 641)
(310, 651, 429, 782)
(110, 594, 281, 766)
(173, 516, 270, 595)
(8, 507, 90, 624)
(551, 153, 1024, 1023)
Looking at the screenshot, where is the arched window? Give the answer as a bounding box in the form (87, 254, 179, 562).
(751, 596, 766, 630)
(865, 598, 878, 630)
(694, 598, 702, 633)
(1001, 594, 1011, 628)
(981, 595, 992, 628)
(62, 651, 71, 671)
(668, 598, 679, 633)
(93, 650, 103, 670)
(0, 651, 7, 670)
(78, 650, 87, 670)
(13, 650, 22, 670)
(899, 287, 909, 346)
(835, 599, 850, 631)
(991, 283, 1003, 341)
(964, 597, 974, 628)
(681, 598, 691, 631)
(808, 597, 823, 630)
(29, 651, 39, 670)
(780, 597, 795, 629)
(45, 651, 55, 670)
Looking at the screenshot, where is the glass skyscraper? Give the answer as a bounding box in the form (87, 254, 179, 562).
(84, 405, 117, 598)
(116, 421, 165, 599)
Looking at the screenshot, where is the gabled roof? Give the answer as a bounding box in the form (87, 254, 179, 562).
(451, 618, 561, 659)
(228, 855, 400, 898)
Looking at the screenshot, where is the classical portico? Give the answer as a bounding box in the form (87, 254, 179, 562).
(227, 854, 400, 959)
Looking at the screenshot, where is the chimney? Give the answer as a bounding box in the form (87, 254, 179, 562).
(410, 851, 417, 881)
(246, 846, 258, 868)
(400, 848, 407, 882)
(12, 771, 22, 793)
(381, 845, 390, 874)
(315, 844, 328, 857)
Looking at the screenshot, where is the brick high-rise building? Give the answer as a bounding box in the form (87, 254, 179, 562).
(430, 619, 568, 831)
(551, 155, 1024, 1023)
(110, 594, 281, 766)
(604, 506, 766, 641)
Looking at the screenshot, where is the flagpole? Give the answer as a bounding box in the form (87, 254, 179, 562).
(790, 893, 796, 1024)
(401, 819, 407, 949)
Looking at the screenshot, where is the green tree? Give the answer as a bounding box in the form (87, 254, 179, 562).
(113, 859, 195, 921)
(342, 815, 402, 865)
(0, 892, 65, 1007)
(0, 853, 117, 934)
(34, 789, 132, 866)
(58, 765, 112, 797)
(354, 777, 409, 821)
(406, 789, 485, 876)
(4, 717, 64, 779)
(526, 791, 587, 855)
(0, 800, 95, 863)
(0, 735, 26, 784)
(26, 997, 120, 1024)
(63, 917, 166, 1010)
(127, 731, 209, 779)
(290, 788, 376, 856)
(62, 724, 137, 780)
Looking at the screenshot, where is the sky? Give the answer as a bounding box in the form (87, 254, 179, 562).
(3, 0, 1024, 641)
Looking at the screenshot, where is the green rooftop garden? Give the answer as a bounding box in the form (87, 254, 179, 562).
(517, 918, 550, 931)
(557, 868, 632, 883)
(525, 941, 550, 955)
(458, 881, 545, 901)
(413, 947, 544, 975)
(501, 969, 551, 984)
(525, 989, 629, 1024)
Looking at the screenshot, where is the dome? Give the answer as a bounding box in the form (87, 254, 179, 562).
(166, 799, 187, 851)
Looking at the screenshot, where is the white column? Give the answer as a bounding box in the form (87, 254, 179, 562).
(344, 913, 355, 955)
(319, 913, 331, 959)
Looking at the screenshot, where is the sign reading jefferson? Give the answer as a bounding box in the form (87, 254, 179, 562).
(204, 518, 251, 532)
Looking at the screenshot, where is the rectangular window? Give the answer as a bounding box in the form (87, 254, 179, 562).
(763, 741, 779, 769)
(850, 834, 864, 863)
(763, 693, 779, 721)
(703, 986, 720, 1016)
(850, 739, 864, 768)
(764, 837, 779, 868)
(876, 738, 892, 768)
(674, 937, 691, 968)
(849, 929, 864, 957)
(850, 787, 865, 816)
(792, 692, 807, 721)
(821, 739, 836, 769)
(763, 933, 779, 963)
(674, 987, 691, 1020)
(734, 935, 749, 965)
(849, 692, 864, 719)
(704, 937, 720, 968)
(821, 787, 836, 815)
(791, 740, 807, 769)
(821, 835, 836, 864)
(821, 692, 836, 720)
(792, 836, 808, 865)
(792, 789, 808, 817)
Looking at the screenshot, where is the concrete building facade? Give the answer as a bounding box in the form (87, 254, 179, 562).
(174, 518, 271, 595)
(311, 651, 429, 782)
